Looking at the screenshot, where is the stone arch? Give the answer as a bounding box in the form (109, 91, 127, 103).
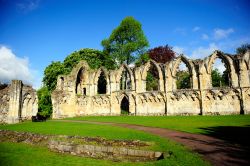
(171, 55, 196, 89)
(117, 93, 136, 114)
(75, 67, 85, 95)
(72, 61, 89, 95)
(207, 51, 238, 87)
(116, 64, 135, 90)
(142, 60, 164, 91)
(21, 93, 32, 118)
(94, 67, 109, 94)
(120, 95, 129, 114)
(59, 76, 64, 90)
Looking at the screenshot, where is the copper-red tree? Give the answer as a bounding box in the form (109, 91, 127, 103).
(148, 45, 176, 63)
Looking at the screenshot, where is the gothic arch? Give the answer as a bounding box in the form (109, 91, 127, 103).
(171, 55, 198, 89)
(116, 64, 135, 90)
(73, 61, 90, 94)
(142, 60, 164, 91)
(172, 56, 193, 76)
(94, 67, 109, 94)
(207, 51, 238, 87)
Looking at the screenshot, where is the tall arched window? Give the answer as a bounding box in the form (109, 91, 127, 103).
(97, 71, 107, 94)
(176, 62, 191, 89)
(211, 58, 230, 87)
(119, 69, 131, 90)
(76, 68, 84, 94)
(120, 96, 129, 115)
(146, 64, 159, 91)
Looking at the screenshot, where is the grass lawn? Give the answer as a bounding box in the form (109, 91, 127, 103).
(0, 121, 209, 166)
(67, 115, 250, 134)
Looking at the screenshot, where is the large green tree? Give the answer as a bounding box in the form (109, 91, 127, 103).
(43, 61, 65, 91)
(37, 86, 52, 118)
(102, 16, 149, 65)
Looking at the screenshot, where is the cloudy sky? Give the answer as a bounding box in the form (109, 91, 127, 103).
(0, 0, 249, 88)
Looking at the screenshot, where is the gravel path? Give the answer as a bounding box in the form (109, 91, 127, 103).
(53, 120, 250, 166)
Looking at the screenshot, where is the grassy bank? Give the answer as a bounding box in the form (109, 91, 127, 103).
(67, 115, 250, 134)
(0, 121, 209, 166)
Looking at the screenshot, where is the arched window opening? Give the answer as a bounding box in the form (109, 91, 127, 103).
(146, 64, 159, 91)
(97, 71, 107, 94)
(76, 68, 84, 94)
(176, 62, 191, 89)
(120, 69, 131, 90)
(83, 88, 86, 95)
(211, 58, 230, 87)
(60, 77, 64, 90)
(120, 96, 129, 115)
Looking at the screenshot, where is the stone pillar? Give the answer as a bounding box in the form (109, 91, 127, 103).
(7, 80, 22, 123)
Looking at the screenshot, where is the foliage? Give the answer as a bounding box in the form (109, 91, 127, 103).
(43, 61, 66, 92)
(176, 71, 191, 89)
(146, 72, 158, 91)
(63, 48, 115, 73)
(135, 53, 150, 66)
(148, 45, 176, 63)
(102, 16, 149, 65)
(211, 69, 229, 87)
(37, 86, 52, 118)
(236, 43, 250, 54)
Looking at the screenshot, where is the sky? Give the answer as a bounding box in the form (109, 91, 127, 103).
(0, 0, 250, 88)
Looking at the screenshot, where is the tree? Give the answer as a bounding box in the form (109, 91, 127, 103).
(43, 61, 66, 91)
(102, 16, 149, 65)
(176, 71, 191, 89)
(211, 69, 230, 87)
(37, 86, 52, 118)
(236, 43, 250, 54)
(64, 48, 115, 72)
(148, 45, 176, 63)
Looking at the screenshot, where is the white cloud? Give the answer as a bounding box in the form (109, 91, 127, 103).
(16, 0, 40, 12)
(192, 26, 200, 32)
(213, 28, 234, 40)
(213, 59, 226, 74)
(191, 43, 219, 59)
(202, 34, 209, 40)
(173, 46, 185, 55)
(0, 45, 41, 89)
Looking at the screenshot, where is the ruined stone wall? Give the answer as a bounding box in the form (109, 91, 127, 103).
(0, 80, 38, 124)
(52, 50, 250, 118)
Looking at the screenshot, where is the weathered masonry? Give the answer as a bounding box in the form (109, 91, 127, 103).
(0, 80, 38, 124)
(52, 50, 250, 118)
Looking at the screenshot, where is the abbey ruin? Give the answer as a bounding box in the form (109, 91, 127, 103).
(0, 80, 38, 124)
(51, 50, 250, 118)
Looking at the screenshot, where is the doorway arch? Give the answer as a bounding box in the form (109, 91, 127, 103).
(120, 96, 129, 115)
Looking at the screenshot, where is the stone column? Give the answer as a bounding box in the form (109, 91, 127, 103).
(7, 80, 22, 123)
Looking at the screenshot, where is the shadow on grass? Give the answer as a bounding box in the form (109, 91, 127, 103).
(198, 125, 250, 166)
(200, 125, 250, 147)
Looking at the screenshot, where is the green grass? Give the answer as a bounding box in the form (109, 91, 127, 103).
(0, 121, 209, 166)
(67, 115, 250, 134)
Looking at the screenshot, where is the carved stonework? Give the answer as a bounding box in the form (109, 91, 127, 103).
(51, 50, 250, 118)
(0, 80, 38, 124)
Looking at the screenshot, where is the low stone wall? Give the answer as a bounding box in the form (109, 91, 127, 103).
(0, 130, 165, 162)
(49, 140, 164, 161)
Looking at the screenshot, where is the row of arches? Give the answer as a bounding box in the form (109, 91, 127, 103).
(70, 51, 248, 95)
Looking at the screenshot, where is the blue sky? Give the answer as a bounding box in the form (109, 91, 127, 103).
(0, 0, 250, 88)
